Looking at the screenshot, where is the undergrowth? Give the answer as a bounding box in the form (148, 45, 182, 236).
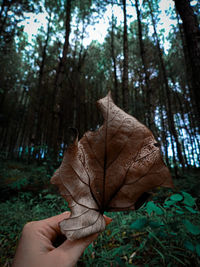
(0, 161, 200, 266)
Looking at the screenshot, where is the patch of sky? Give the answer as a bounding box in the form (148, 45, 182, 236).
(172, 82, 182, 93)
(19, 0, 177, 53)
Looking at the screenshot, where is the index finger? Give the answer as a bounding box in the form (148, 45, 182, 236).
(42, 211, 71, 226)
(32, 212, 71, 242)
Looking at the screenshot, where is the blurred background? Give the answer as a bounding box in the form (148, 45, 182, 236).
(0, 0, 199, 169)
(0, 0, 200, 266)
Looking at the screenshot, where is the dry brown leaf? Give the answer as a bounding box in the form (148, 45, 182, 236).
(51, 92, 173, 240)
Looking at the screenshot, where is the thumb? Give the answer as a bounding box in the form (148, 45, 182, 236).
(55, 233, 98, 265)
(56, 215, 112, 261)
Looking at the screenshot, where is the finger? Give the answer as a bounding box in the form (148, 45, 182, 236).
(56, 215, 112, 258)
(55, 233, 98, 264)
(57, 214, 112, 250)
(44, 211, 70, 228)
(34, 212, 71, 241)
(42, 213, 111, 243)
(42, 211, 71, 226)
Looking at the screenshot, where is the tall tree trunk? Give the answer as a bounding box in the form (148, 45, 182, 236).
(135, 0, 154, 130)
(34, 15, 51, 157)
(174, 0, 200, 128)
(0, 1, 10, 35)
(147, 0, 185, 169)
(50, 0, 72, 158)
(110, 3, 118, 105)
(176, 13, 199, 140)
(0, 0, 6, 23)
(159, 102, 170, 167)
(122, 0, 129, 112)
(111, 15, 119, 104)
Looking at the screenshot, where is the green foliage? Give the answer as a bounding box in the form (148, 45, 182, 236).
(0, 162, 200, 266)
(183, 220, 200, 235)
(130, 218, 148, 230)
(80, 185, 200, 266)
(182, 191, 196, 206)
(145, 201, 163, 215)
(0, 161, 54, 195)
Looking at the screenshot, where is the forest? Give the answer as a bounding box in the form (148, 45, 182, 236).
(0, 0, 200, 266)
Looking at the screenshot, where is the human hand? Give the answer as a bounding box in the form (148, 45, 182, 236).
(12, 212, 112, 267)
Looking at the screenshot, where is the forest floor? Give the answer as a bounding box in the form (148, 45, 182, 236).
(0, 160, 200, 267)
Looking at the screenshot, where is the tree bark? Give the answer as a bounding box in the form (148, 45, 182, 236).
(110, 9, 119, 105)
(174, 0, 200, 128)
(0, 0, 6, 22)
(50, 0, 72, 158)
(135, 0, 154, 130)
(147, 0, 185, 169)
(122, 0, 129, 112)
(34, 15, 52, 156)
(0, 1, 9, 35)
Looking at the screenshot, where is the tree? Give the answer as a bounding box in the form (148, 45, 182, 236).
(174, 0, 200, 128)
(146, 0, 185, 170)
(134, 0, 153, 129)
(0, 0, 199, 169)
(50, 0, 72, 158)
(110, 5, 119, 105)
(122, 0, 129, 112)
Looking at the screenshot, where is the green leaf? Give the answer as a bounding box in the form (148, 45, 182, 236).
(196, 244, 200, 257)
(184, 241, 195, 252)
(184, 206, 198, 214)
(170, 232, 177, 236)
(130, 218, 148, 230)
(183, 220, 200, 235)
(182, 192, 196, 207)
(44, 194, 57, 199)
(175, 210, 184, 214)
(170, 194, 183, 201)
(145, 201, 163, 215)
(164, 200, 176, 208)
(174, 204, 184, 211)
(121, 219, 127, 225)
